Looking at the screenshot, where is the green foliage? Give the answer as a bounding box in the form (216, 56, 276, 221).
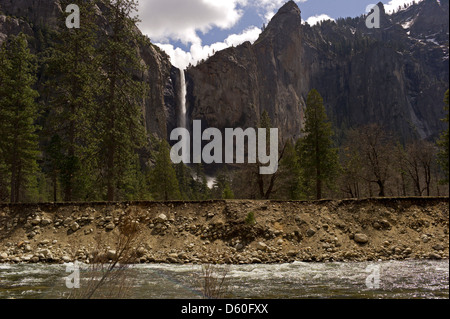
(120, 157, 152, 201)
(190, 164, 210, 200)
(0, 33, 41, 203)
(43, 0, 101, 201)
(437, 89, 449, 183)
(212, 167, 234, 199)
(245, 211, 256, 225)
(222, 183, 235, 200)
(175, 163, 194, 200)
(96, 0, 148, 201)
(0, 161, 9, 202)
(149, 140, 181, 201)
(297, 89, 340, 200)
(278, 140, 302, 200)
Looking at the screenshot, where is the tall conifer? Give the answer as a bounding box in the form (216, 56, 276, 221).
(297, 89, 340, 200)
(0, 33, 40, 202)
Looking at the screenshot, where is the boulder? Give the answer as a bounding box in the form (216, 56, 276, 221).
(157, 214, 168, 223)
(62, 256, 72, 263)
(306, 228, 316, 237)
(31, 216, 41, 225)
(256, 242, 268, 251)
(30, 256, 40, 263)
(107, 250, 117, 260)
(41, 218, 52, 226)
(136, 247, 147, 257)
(70, 222, 80, 232)
(433, 244, 445, 251)
(429, 252, 442, 260)
(354, 233, 369, 244)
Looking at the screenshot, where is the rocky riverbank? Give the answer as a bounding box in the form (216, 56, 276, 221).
(0, 198, 448, 264)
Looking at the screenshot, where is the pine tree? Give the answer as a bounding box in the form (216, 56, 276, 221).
(0, 161, 8, 202)
(44, 0, 100, 201)
(222, 183, 234, 199)
(191, 163, 210, 200)
(0, 33, 40, 203)
(175, 163, 194, 200)
(120, 156, 151, 200)
(297, 89, 340, 200)
(212, 167, 234, 199)
(149, 140, 181, 201)
(43, 134, 64, 202)
(97, 0, 148, 201)
(437, 89, 449, 183)
(278, 139, 302, 200)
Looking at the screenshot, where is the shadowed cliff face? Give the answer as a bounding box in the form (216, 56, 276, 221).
(187, 1, 307, 140)
(187, 0, 449, 142)
(0, 0, 62, 27)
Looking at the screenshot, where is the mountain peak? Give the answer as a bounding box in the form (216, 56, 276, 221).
(277, 0, 302, 16)
(264, 0, 302, 34)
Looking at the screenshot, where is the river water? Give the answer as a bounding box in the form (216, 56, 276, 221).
(0, 260, 448, 299)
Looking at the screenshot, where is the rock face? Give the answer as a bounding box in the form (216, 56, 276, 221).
(187, 1, 307, 140)
(0, 0, 62, 27)
(187, 0, 449, 142)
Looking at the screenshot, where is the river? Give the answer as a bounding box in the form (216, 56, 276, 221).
(0, 260, 448, 299)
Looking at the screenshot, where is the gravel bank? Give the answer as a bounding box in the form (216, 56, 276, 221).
(0, 198, 448, 264)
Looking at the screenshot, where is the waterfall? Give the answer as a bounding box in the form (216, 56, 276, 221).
(179, 68, 187, 129)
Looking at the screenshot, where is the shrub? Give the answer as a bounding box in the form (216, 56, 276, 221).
(245, 212, 256, 225)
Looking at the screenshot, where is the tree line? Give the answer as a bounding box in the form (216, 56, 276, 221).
(0, 1, 448, 203)
(0, 0, 233, 203)
(231, 89, 449, 201)
(1, 0, 151, 203)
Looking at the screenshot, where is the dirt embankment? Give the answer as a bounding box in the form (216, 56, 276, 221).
(0, 198, 448, 264)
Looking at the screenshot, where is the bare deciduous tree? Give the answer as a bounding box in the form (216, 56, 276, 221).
(400, 140, 437, 196)
(345, 124, 395, 197)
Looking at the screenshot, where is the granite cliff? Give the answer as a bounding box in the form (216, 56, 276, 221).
(186, 0, 449, 143)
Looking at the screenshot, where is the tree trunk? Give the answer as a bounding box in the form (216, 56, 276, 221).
(10, 164, 17, 203)
(377, 180, 385, 197)
(53, 173, 57, 202)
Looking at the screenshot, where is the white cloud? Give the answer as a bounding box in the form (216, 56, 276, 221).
(305, 14, 335, 26)
(138, 0, 246, 46)
(156, 26, 261, 69)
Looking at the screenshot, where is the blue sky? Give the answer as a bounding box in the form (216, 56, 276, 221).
(137, 0, 421, 68)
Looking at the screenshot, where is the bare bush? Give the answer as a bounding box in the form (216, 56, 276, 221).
(68, 210, 143, 299)
(198, 264, 230, 299)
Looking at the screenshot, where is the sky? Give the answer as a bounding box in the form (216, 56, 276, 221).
(137, 0, 423, 69)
